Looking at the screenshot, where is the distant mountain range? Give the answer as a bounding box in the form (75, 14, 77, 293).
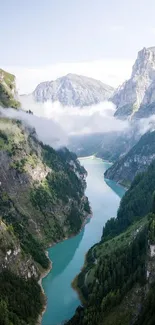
(32, 73, 114, 107)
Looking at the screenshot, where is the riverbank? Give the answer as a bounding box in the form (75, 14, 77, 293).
(41, 158, 125, 325)
(36, 252, 52, 325)
(37, 210, 92, 325)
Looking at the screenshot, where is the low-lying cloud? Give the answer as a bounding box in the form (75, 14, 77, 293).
(1, 107, 68, 149)
(2, 100, 155, 151)
(20, 97, 129, 136)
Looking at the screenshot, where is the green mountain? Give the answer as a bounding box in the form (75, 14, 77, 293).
(0, 117, 90, 325)
(67, 161, 155, 325)
(0, 68, 20, 108)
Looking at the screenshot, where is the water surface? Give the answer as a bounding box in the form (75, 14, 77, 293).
(42, 158, 125, 325)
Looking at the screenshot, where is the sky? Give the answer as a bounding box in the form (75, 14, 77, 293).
(1, 0, 155, 93)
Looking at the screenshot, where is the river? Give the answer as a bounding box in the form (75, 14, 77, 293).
(42, 157, 125, 325)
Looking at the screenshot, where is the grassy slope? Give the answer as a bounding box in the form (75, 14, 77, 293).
(0, 68, 20, 108)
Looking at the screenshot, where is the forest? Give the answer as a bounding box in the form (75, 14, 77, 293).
(67, 161, 155, 325)
(0, 270, 43, 325)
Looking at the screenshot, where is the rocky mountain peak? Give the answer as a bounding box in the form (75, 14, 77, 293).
(32, 73, 114, 107)
(112, 46, 155, 119)
(131, 47, 155, 79)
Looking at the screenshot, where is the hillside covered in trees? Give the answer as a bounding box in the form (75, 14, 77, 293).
(0, 116, 90, 325)
(67, 162, 155, 325)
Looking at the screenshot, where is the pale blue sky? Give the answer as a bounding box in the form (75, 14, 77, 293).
(1, 0, 155, 66)
(1, 0, 155, 92)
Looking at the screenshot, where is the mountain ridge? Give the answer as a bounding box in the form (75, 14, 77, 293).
(32, 73, 114, 107)
(111, 46, 155, 119)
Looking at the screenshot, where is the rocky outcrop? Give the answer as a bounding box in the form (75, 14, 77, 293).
(112, 47, 155, 119)
(0, 68, 20, 108)
(32, 73, 114, 107)
(0, 117, 90, 278)
(104, 130, 155, 186)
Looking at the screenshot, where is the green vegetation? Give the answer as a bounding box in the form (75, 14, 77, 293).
(67, 161, 155, 325)
(68, 224, 148, 325)
(0, 191, 49, 269)
(0, 117, 89, 323)
(0, 69, 20, 108)
(102, 161, 155, 241)
(0, 270, 43, 325)
(135, 282, 155, 325)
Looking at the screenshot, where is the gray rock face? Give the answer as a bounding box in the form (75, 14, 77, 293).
(33, 73, 114, 107)
(112, 47, 155, 119)
(104, 130, 155, 186)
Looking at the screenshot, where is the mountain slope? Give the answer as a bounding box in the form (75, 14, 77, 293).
(104, 130, 155, 187)
(112, 47, 155, 119)
(32, 73, 114, 107)
(69, 125, 139, 162)
(0, 69, 20, 108)
(67, 161, 155, 325)
(0, 116, 90, 324)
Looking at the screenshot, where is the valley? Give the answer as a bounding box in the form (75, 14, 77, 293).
(1, 43, 155, 325)
(42, 158, 125, 325)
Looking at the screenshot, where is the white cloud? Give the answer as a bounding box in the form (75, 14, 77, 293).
(1, 99, 129, 150)
(3, 59, 133, 94)
(1, 107, 68, 149)
(20, 98, 129, 136)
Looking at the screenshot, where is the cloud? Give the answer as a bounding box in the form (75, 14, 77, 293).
(20, 97, 129, 136)
(3, 59, 133, 94)
(1, 107, 68, 149)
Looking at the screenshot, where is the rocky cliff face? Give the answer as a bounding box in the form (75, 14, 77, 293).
(104, 130, 155, 186)
(112, 47, 155, 119)
(0, 115, 90, 324)
(0, 69, 20, 108)
(0, 117, 89, 264)
(32, 73, 114, 107)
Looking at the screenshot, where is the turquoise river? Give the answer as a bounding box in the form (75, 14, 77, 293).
(42, 157, 126, 325)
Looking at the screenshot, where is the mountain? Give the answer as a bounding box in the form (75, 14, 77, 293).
(104, 130, 155, 187)
(32, 73, 114, 107)
(69, 125, 140, 162)
(0, 68, 20, 108)
(0, 115, 90, 324)
(67, 161, 155, 325)
(112, 47, 155, 119)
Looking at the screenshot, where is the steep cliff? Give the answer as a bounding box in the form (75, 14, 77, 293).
(112, 47, 155, 119)
(0, 116, 90, 324)
(104, 130, 155, 187)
